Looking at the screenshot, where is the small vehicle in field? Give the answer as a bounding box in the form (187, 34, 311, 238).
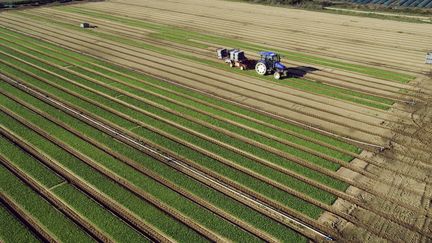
(217, 48, 254, 70)
(80, 23, 91, 28)
(255, 51, 288, 79)
(80, 23, 97, 29)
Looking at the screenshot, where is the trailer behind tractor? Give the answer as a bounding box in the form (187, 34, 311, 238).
(217, 48, 254, 70)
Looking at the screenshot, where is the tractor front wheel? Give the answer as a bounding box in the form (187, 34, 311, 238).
(274, 72, 281, 80)
(229, 61, 234, 68)
(255, 62, 267, 75)
(240, 65, 245, 70)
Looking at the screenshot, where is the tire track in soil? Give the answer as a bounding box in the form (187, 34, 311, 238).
(320, 79, 432, 242)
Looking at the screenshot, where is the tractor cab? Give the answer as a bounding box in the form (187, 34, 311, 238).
(255, 51, 288, 79)
(260, 52, 280, 63)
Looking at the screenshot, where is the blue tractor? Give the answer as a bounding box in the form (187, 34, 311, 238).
(255, 52, 288, 80)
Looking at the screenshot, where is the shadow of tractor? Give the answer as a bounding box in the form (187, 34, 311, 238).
(285, 66, 319, 78)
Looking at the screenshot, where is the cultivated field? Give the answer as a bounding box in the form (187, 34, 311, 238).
(0, 0, 431, 242)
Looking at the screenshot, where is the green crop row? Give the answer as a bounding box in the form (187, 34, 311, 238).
(0, 134, 150, 242)
(0, 79, 306, 242)
(59, 6, 414, 83)
(0, 109, 208, 243)
(0, 93, 263, 242)
(0, 26, 360, 158)
(0, 47, 344, 203)
(0, 50, 326, 218)
(0, 93, 259, 242)
(0, 201, 41, 243)
(52, 184, 150, 242)
(0, 136, 63, 188)
(0, 164, 93, 242)
(10, 10, 399, 109)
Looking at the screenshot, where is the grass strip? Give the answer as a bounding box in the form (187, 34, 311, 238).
(0, 81, 306, 243)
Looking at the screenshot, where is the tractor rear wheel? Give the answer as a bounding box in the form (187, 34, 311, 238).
(274, 72, 281, 80)
(240, 65, 245, 70)
(229, 62, 234, 68)
(255, 62, 267, 75)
